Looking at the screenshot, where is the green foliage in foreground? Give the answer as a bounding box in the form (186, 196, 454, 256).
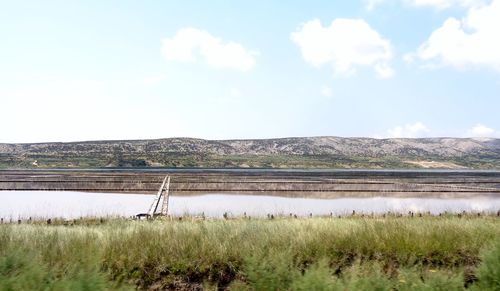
(0, 217, 499, 290)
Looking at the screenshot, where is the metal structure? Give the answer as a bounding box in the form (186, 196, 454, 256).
(147, 175, 171, 217)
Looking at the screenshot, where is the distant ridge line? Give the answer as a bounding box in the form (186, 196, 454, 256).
(0, 136, 498, 169)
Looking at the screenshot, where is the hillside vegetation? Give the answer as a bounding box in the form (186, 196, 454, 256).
(0, 137, 499, 169)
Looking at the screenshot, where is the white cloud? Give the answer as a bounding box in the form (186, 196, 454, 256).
(407, 0, 484, 9)
(407, 0, 500, 71)
(216, 88, 243, 105)
(467, 124, 497, 137)
(365, 0, 484, 10)
(365, 0, 389, 10)
(142, 74, 167, 86)
(374, 63, 395, 79)
(320, 86, 333, 97)
(162, 28, 258, 72)
(229, 88, 241, 97)
(290, 19, 394, 78)
(386, 122, 431, 138)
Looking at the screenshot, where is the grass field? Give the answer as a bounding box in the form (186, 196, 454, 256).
(1, 216, 499, 290)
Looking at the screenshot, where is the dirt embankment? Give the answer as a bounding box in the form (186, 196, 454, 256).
(404, 160, 468, 169)
(1, 170, 499, 196)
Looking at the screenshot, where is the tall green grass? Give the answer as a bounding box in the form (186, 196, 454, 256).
(0, 217, 499, 290)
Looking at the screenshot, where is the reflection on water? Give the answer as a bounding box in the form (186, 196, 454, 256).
(170, 194, 500, 217)
(0, 191, 151, 219)
(1, 191, 499, 219)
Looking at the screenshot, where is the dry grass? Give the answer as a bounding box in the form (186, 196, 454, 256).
(1, 216, 499, 290)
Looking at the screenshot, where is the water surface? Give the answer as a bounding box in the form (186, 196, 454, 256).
(1, 191, 499, 219)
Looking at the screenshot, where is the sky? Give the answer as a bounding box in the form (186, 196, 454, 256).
(1, 0, 499, 143)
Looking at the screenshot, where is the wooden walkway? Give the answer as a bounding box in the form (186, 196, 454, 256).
(147, 175, 171, 217)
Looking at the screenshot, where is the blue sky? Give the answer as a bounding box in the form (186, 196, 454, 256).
(1, 0, 499, 143)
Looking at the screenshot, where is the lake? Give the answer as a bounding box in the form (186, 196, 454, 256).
(1, 191, 499, 219)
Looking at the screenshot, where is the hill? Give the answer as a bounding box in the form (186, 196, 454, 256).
(0, 137, 499, 169)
